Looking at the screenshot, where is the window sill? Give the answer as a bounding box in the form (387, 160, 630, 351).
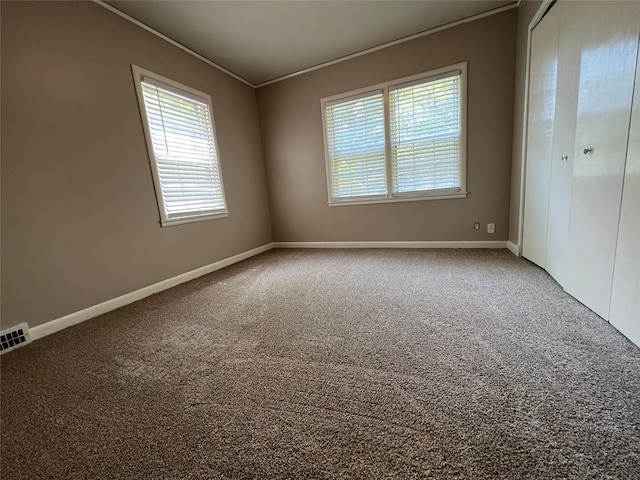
(161, 211, 229, 227)
(328, 191, 468, 207)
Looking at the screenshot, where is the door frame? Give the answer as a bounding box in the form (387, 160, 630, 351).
(515, 0, 556, 256)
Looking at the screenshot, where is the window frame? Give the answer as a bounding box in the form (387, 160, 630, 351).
(131, 65, 228, 227)
(321, 62, 468, 206)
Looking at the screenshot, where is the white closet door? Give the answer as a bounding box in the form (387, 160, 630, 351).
(522, 6, 560, 268)
(544, 1, 580, 286)
(609, 50, 640, 347)
(564, 1, 640, 319)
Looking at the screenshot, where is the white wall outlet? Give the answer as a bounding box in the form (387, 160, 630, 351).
(487, 223, 495, 234)
(474, 222, 480, 230)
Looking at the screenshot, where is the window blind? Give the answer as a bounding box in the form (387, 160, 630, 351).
(324, 91, 387, 200)
(389, 72, 461, 195)
(141, 77, 226, 220)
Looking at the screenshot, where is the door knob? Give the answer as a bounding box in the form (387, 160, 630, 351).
(561, 155, 568, 162)
(583, 147, 594, 154)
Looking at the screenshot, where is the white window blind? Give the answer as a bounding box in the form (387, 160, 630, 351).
(134, 67, 227, 226)
(324, 91, 387, 201)
(389, 73, 461, 195)
(322, 63, 466, 205)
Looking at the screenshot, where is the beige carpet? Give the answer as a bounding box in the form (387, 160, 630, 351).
(1, 248, 639, 479)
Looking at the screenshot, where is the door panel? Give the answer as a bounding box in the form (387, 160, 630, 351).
(522, 6, 560, 268)
(610, 48, 640, 347)
(545, 1, 580, 286)
(564, 1, 640, 319)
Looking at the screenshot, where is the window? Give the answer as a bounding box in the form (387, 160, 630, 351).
(322, 63, 467, 205)
(132, 65, 227, 226)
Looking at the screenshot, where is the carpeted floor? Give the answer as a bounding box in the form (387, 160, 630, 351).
(1, 248, 639, 479)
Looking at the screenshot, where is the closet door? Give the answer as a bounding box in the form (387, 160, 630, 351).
(609, 52, 640, 347)
(563, 1, 640, 319)
(544, 1, 580, 286)
(522, 6, 560, 268)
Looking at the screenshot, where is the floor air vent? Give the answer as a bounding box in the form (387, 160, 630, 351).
(0, 323, 32, 355)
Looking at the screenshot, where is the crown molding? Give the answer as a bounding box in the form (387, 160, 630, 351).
(93, 0, 255, 88)
(95, 0, 519, 90)
(256, 2, 519, 87)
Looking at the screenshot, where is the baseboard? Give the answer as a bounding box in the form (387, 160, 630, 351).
(273, 241, 508, 249)
(30, 243, 274, 341)
(29, 240, 511, 341)
(507, 241, 520, 257)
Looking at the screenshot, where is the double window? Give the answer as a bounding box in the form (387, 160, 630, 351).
(322, 63, 467, 205)
(132, 66, 227, 226)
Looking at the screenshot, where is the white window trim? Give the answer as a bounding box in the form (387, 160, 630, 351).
(321, 62, 468, 206)
(131, 65, 228, 227)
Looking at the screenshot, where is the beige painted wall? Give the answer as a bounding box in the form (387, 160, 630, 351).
(1, 1, 272, 330)
(509, 0, 544, 245)
(257, 9, 517, 242)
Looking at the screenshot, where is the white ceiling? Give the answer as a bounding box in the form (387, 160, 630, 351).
(106, 0, 516, 86)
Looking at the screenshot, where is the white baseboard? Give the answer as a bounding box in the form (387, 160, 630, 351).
(273, 241, 508, 249)
(507, 241, 520, 257)
(30, 243, 274, 341)
(29, 240, 511, 341)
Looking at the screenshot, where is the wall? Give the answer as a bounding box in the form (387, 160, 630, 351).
(257, 9, 517, 242)
(508, 0, 544, 246)
(1, 1, 272, 330)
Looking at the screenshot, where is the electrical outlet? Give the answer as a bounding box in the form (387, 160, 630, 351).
(474, 222, 480, 230)
(487, 223, 495, 234)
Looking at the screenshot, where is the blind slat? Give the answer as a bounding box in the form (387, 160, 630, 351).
(325, 92, 387, 200)
(390, 74, 462, 194)
(141, 79, 226, 219)
(325, 70, 462, 201)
